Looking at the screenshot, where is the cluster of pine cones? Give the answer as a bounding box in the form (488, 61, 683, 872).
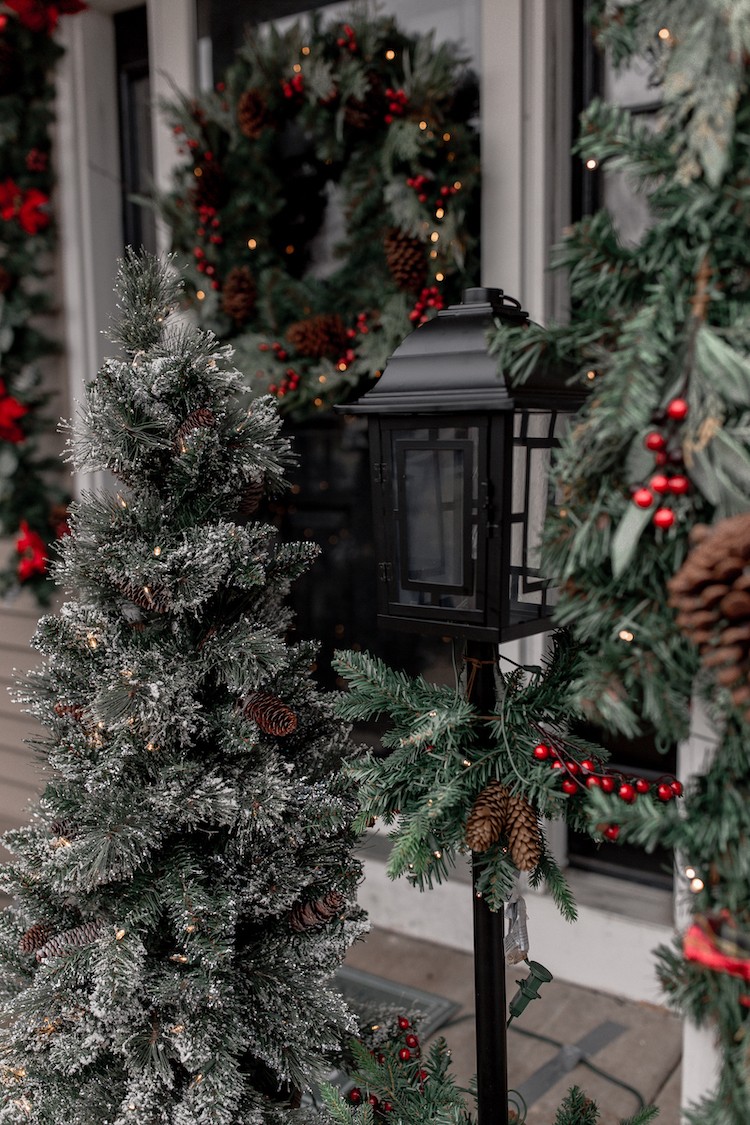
(464, 780, 542, 871)
(667, 512, 750, 721)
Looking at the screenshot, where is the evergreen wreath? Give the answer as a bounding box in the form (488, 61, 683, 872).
(0, 0, 84, 603)
(160, 7, 480, 421)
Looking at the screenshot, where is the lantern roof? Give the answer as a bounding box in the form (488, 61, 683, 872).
(344, 287, 583, 415)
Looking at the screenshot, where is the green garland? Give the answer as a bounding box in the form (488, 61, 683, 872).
(159, 8, 480, 421)
(0, 1, 82, 603)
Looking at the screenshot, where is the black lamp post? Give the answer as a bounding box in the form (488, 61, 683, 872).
(342, 286, 583, 1124)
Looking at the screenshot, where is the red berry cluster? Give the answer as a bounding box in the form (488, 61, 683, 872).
(346, 311, 371, 341)
(409, 286, 444, 325)
(406, 173, 433, 203)
(384, 87, 408, 125)
(631, 398, 691, 529)
(258, 340, 289, 362)
(532, 741, 683, 840)
(336, 346, 356, 371)
(281, 73, 305, 99)
(336, 23, 358, 51)
(348, 1016, 427, 1115)
(268, 368, 300, 398)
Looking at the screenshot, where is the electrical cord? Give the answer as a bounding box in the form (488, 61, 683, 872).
(508, 1022, 649, 1111)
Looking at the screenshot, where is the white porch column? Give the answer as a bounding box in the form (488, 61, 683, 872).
(147, 0, 197, 251)
(480, 0, 571, 322)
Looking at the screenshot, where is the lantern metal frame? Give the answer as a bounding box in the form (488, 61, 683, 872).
(343, 286, 584, 643)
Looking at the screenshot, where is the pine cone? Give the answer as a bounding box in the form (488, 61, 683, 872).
(237, 475, 264, 517)
(35, 920, 104, 962)
(175, 407, 216, 452)
(112, 577, 171, 614)
(465, 780, 509, 852)
(286, 314, 348, 359)
(384, 228, 428, 294)
(289, 890, 345, 932)
(221, 266, 257, 325)
(190, 160, 230, 211)
(50, 818, 74, 839)
(19, 923, 54, 955)
(505, 793, 542, 872)
(243, 691, 298, 736)
(0, 266, 14, 295)
(53, 702, 85, 721)
(237, 88, 269, 139)
(668, 513, 750, 719)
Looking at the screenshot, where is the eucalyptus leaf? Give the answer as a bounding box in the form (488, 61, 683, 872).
(689, 446, 721, 506)
(610, 502, 654, 579)
(694, 325, 750, 406)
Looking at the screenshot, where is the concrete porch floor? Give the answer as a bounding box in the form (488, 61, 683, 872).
(344, 926, 682, 1124)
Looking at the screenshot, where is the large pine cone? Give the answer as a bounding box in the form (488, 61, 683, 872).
(35, 921, 104, 962)
(505, 793, 542, 872)
(289, 890, 345, 933)
(237, 88, 269, 139)
(243, 691, 298, 737)
(667, 513, 750, 719)
(465, 780, 508, 852)
(19, 922, 54, 955)
(384, 228, 428, 294)
(175, 406, 216, 453)
(286, 313, 348, 359)
(221, 266, 257, 324)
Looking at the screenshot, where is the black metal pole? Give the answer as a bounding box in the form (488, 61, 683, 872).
(466, 639, 509, 1125)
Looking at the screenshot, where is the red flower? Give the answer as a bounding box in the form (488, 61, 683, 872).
(5, 0, 86, 34)
(0, 179, 21, 222)
(0, 381, 28, 443)
(16, 520, 47, 582)
(17, 188, 50, 234)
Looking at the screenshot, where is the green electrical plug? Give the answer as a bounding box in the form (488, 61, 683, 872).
(507, 960, 554, 1025)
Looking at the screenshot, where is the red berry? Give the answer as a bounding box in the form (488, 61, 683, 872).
(669, 474, 690, 495)
(604, 825, 620, 841)
(551, 760, 563, 770)
(580, 759, 595, 773)
(600, 776, 616, 793)
(633, 488, 654, 508)
(368, 1094, 379, 1108)
(533, 743, 550, 760)
(657, 783, 674, 801)
(405, 1034, 418, 1048)
(645, 431, 667, 451)
(562, 779, 578, 795)
(618, 782, 636, 803)
(398, 1016, 410, 1029)
(653, 508, 675, 529)
(383, 1103, 393, 1114)
(377, 1053, 385, 1064)
(666, 397, 689, 421)
(671, 779, 684, 796)
(349, 1088, 362, 1104)
(635, 778, 650, 794)
(565, 761, 580, 775)
(586, 776, 602, 789)
(419, 1070, 428, 1081)
(649, 474, 670, 493)
(399, 1048, 411, 1061)
(655, 450, 669, 466)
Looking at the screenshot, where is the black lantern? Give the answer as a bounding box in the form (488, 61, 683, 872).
(344, 287, 583, 643)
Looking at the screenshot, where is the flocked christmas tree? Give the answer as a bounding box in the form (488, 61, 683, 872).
(0, 251, 366, 1124)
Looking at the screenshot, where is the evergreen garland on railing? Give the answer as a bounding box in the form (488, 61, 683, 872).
(0, 0, 85, 603)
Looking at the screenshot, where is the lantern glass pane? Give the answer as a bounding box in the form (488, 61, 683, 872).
(401, 445, 466, 586)
(508, 410, 569, 625)
(388, 424, 481, 612)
